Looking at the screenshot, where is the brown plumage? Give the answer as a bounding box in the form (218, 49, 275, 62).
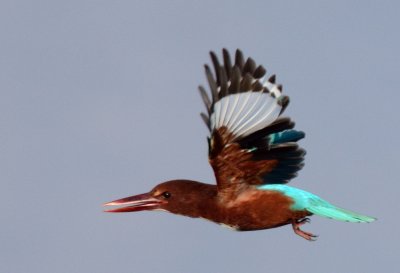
(106, 179, 310, 232)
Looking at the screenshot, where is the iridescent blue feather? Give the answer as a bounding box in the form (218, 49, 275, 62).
(268, 130, 305, 144)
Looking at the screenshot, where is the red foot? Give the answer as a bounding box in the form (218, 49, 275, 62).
(292, 218, 318, 241)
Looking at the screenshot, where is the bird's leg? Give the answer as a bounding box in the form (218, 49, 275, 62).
(292, 218, 318, 241)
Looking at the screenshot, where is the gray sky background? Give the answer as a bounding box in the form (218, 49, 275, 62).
(1, 1, 399, 273)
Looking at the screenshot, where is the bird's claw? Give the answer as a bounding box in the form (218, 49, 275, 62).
(297, 217, 311, 225)
(292, 218, 318, 241)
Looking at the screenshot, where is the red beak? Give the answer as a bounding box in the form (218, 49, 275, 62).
(103, 192, 165, 213)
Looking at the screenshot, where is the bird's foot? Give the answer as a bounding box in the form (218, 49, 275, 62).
(292, 218, 318, 241)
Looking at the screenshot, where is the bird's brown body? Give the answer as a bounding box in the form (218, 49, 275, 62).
(108, 179, 310, 231)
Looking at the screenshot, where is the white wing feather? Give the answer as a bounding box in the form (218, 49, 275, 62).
(210, 91, 282, 139)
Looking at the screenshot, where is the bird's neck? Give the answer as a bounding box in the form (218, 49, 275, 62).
(169, 181, 223, 222)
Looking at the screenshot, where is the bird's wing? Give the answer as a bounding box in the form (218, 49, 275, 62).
(199, 49, 305, 192)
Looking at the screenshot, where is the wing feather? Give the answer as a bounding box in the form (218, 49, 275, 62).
(199, 49, 305, 192)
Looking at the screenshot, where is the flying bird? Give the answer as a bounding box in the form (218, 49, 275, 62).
(104, 49, 375, 240)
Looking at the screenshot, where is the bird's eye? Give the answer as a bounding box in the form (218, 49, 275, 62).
(162, 191, 171, 199)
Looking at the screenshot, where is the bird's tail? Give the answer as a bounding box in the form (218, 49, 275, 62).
(307, 205, 376, 223)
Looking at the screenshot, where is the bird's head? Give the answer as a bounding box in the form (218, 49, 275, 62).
(104, 180, 216, 216)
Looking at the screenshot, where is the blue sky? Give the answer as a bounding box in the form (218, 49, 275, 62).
(1, 1, 399, 272)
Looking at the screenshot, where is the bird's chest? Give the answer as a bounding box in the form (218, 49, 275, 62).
(217, 189, 303, 230)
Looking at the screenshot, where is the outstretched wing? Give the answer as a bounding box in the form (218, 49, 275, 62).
(199, 49, 305, 192)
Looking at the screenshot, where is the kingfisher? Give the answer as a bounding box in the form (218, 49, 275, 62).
(104, 49, 375, 240)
